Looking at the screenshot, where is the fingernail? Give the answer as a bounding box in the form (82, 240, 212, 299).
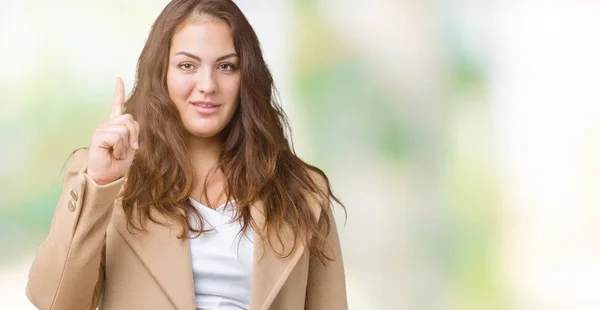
(133, 141, 139, 149)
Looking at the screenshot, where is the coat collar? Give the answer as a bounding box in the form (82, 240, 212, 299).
(111, 199, 309, 310)
(111, 204, 196, 309)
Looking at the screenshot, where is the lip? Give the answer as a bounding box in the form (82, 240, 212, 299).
(189, 100, 221, 115)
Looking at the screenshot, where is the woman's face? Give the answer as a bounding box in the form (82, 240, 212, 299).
(167, 19, 241, 139)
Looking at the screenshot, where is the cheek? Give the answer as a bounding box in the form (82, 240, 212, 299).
(167, 71, 195, 101)
(220, 76, 241, 101)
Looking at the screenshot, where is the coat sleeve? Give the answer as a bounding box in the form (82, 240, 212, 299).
(26, 148, 124, 310)
(305, 174, 349, 310)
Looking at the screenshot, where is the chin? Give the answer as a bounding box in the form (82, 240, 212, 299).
(188, 131, 219, 139)
(186, 126, 225, 139)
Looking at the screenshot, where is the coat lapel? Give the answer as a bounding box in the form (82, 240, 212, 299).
(111, 199, 311, 310)
(111, 202, 196, 310)
(248, 200, 308, 310)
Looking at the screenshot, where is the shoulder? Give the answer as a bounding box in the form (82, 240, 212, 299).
(305, 168, 332, 219)
(307, 168, 329, 196)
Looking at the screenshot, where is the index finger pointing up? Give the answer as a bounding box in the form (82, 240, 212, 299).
(111, 77, 125, 118)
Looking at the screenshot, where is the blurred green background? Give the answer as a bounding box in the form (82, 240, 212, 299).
(2, 1, 600, 309)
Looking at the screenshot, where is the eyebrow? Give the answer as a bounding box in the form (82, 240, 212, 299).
(174, 51, 238, 62)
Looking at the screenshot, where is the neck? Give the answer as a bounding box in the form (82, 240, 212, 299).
(187, 135, 226, 206)
(188, 135, 222, 182)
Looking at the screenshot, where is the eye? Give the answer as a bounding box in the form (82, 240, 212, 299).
(218, 63, 237, 72)
(178, 62, 195, 71)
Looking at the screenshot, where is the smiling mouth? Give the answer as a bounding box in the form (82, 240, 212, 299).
(190, 100, 221, 115)
(190, 100, 220, 108)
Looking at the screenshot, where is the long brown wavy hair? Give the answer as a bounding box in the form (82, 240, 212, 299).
(98, 0, 346, 262)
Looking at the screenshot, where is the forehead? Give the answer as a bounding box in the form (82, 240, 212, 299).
(170, 19, 235, 57)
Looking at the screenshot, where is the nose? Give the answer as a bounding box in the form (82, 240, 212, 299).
(195, 67, 217, 95)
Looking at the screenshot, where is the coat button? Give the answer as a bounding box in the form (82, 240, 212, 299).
(68, 200, 76, 212)
(69, 189, 78, 201)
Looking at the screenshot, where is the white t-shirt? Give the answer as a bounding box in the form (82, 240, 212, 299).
(188, 198, 254, 310)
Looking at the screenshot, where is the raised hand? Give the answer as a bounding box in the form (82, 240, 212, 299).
(86, 78, 140, 185)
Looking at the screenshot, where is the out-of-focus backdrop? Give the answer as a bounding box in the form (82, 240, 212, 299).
(2, 1, 600, 309)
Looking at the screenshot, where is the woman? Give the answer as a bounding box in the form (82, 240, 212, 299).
(25, 0, 347, 309)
